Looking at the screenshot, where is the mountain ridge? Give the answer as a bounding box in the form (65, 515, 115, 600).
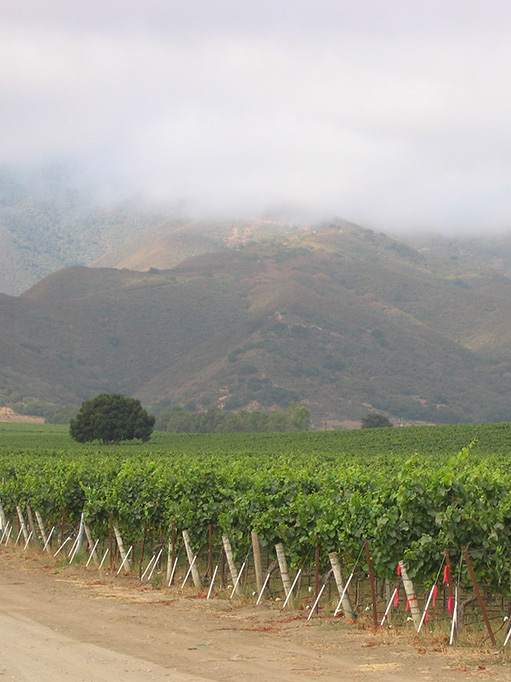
(4, 223, 511, 428)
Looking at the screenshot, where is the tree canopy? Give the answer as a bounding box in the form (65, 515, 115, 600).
(154, 402, 311, 433)
(70, 393, 155, 444)
(361, 413, 393, 429)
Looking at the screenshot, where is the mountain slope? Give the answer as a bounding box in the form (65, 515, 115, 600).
(3, 223, 511, 427)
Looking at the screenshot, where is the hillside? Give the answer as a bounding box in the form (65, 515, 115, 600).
(0, 165, 170, 295)
(3, 222, 511, 427)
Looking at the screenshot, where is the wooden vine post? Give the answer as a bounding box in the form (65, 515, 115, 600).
(222, 535, 240, 595)
(315, 545, 320, 607)
(0, 501, 6, 531)
(113, 525, 131, 573)
(16, 506, 29, 544)
(208, 525, 214, 579)
(398, 561, 421, 630)
(167, 522, 177, 585)
(329, 551, 355, 618)
(35, 511, 52, 555)
(365, 540, 379, 627)
(461, 546, 496, 646)
(275, 542, 292, 600)
(251, 530, 263, 594)
(26, 506, 37, 539)
(182, 530, 202, 589)
(83, 523, 100, 567)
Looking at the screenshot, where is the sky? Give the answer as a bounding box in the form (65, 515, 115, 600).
(2, 0, 511, 233)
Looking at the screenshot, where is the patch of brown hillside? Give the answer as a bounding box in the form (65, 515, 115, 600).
(0, 406, 44, 423)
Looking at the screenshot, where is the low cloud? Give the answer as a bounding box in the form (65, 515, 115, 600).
(2, 0, 511, 233)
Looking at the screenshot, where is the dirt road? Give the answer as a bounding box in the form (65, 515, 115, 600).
(0, 551, 509, 681)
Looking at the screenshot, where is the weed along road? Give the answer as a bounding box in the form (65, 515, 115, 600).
(1, 552, 510, 682)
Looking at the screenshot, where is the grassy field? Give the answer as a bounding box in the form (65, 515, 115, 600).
(2, 420, 511, 461)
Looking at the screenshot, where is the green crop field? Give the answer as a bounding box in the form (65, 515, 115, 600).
(2, 421, 511, 595)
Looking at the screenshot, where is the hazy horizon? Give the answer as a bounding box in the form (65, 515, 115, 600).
(3, 1, 511, 235)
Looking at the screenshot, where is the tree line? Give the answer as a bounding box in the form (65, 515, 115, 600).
(155, 402, 311, 433)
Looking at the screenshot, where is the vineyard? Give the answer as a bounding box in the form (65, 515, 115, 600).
(2, 422, 511, 644)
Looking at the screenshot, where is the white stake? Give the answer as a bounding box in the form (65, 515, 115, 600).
(23, 530, 33, 551)
(35, 511, 50, 552)
(275, 542, 292, 597)
(54, 536, 72, 557)
(399, 561, 421, 630)
(67, 534, 79, 560)
(147, 548, 163, 583)
(222, 535, 240, 595)
(15, 527, 23, 545)
(380, 587, 398, 627)
(168, 552, 180, 587)
(504, 620, 511, 647)
(230, 560, 247, 599)
(307, 583, 327, 621)
(0, 500, 6, 531)
(98, 547, 110, 570)
(449, 585, 458, 646)
(0, 521, 11, 543)
(141, 554, 157, 582)
(282, 568, 303, 609)
(417, 584, 436, 633)
(181, 553, 198, 589)
(182, 531, 202, 588)
(329, 552, 355, 617)
(256, 572, 272, 605)
(4, 526, 12, 545)
(86, 539, 100, 568)
(69, 536, 82, 563)
(207, 565, 219, 599)
(116, 545, 133, 575)
(43, 526, 55, 553)
(334, 571, 355, 616)
(16, 506, 29, 544)
(113, 526, 131, 573)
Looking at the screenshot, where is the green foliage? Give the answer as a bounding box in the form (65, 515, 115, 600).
(361, 413, 393, 429)
(154, 403, 310, 433)
(69, 393, 155, 444)
(7, 421, 511, 591)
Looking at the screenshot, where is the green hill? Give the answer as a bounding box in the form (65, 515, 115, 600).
(3, 221, 511, 427)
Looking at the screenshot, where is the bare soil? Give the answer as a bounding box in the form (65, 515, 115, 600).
(0, 550, 510, 681)
(0, 407, 44, 423)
